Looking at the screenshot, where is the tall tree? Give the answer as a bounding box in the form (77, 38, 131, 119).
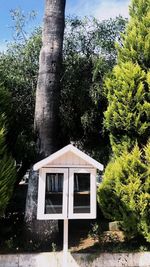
(34, 0, 66, 157)
(25, 0, 66, 242)
(0, 15, 126, 174)
(98, 0, 150, 241)
(104, 0, 150, 155)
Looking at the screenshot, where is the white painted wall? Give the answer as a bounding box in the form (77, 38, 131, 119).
(0, 252, 150, 267)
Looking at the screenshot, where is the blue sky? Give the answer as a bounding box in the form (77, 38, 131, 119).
(0, 0, 130, 51)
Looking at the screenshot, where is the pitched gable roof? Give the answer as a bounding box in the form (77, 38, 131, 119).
(33, 144, 103, 171)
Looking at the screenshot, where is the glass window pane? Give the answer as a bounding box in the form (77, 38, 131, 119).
(73, 173, 90, 213)
(45, 173, 63, 214)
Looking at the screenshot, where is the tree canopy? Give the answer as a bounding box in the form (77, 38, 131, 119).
(0, 13, 127, 179)
(61, 16, 127, 163)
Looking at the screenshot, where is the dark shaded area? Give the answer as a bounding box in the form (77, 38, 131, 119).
(0, 184, 150, 254)
(0, 184, 105, 253)
(76, 236, 150, 254)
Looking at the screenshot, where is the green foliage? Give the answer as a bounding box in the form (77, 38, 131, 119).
(0, 86, 11, 114)
(61, 16, 126, 164)
(0, 25, 41, 180)
(104, 0, 150, 155)
(0, 14, 126, 171)
(88, 222, 101, 241)
(101, 0, 150, 243)
(0, 123, 16, 215)
(117, 0, 150, 69)
(10, 8, 37, 42)
(97, 142, 150, 241)
(0, 86, 17, 215)
(104, 61, 150, 155)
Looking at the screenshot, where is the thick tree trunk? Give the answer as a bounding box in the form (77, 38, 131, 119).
(34, 0, 66, 157)
(25, 169, 58, 243)
(25, 0, 66, 243)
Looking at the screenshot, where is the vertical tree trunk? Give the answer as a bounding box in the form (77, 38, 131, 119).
(35, 0, 66, 157)
(25, 0, 66, 243)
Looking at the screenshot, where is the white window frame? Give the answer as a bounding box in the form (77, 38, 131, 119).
(37, 168, 68, 220)
(68, 168, 96, 219)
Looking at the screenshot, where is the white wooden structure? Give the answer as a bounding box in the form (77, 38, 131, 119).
(34, 144, 103, 264)
(34, 144, 103, 221)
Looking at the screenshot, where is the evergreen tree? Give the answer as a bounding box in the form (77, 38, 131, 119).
(118, 0, 150, 69)
(97, 141, 150, 241)
(99, 0, 150, 241)
(104, 0, 150, 155)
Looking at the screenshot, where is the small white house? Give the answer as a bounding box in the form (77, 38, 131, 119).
(34, 144, 103, 220)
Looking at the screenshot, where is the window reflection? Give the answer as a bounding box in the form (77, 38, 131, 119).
(73, 173, 90, 213)
(45, 173, 63, 214)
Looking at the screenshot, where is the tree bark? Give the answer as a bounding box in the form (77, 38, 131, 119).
(25, 169, 58, 243)
(25, 0, 66, 243)
(34, 0, 66, 157)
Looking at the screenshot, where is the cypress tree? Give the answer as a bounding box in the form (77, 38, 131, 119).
(99, 0, 150, 241)
(104, 0, 150, 155)
(98, 142, 150, 241)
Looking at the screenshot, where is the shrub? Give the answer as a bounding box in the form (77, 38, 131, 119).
(0, 126, 16, 215)
(97, 142, 150, 241)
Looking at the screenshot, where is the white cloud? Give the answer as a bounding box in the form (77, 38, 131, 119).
(66, 0, 130, 20)
(93, 0, 130, 20)
(0, 42, 7, 53)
